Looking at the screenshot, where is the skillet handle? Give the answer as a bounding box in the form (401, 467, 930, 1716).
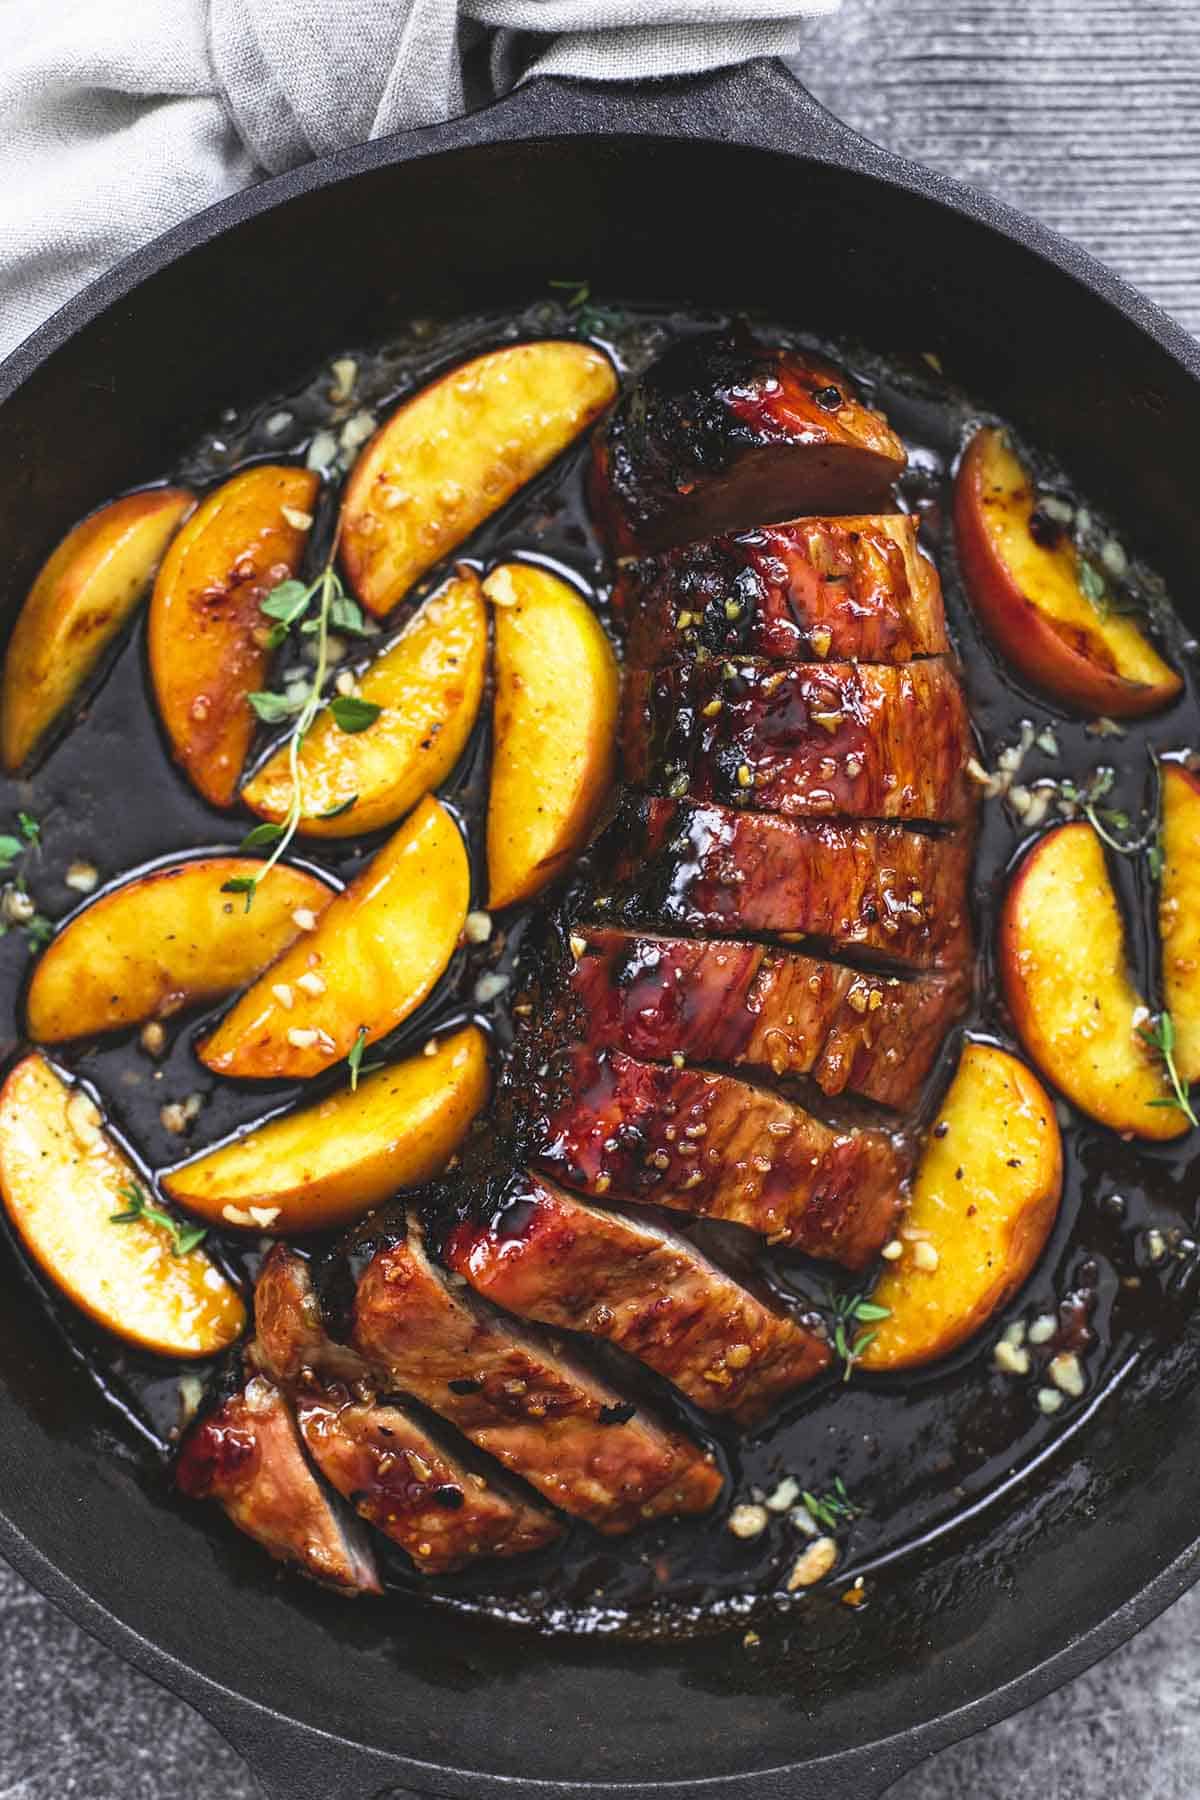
(216, 1706, 919, 1800)
(368, 55, 888, 171)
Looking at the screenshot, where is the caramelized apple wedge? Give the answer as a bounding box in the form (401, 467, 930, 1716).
(26, 858, 335, 1043)
(166, 1025, 489, 1232)
(1001, 821, 1187, 1138)
(484, 562, 619, 908)
(2, 487, 195, 773)
(340, 342, 618, 617)
(955, 427, 1181, 718)
(242, 569, 486, 837)
(200, 795, 468, 1079)
(860, 1044, 1062, 1370)
(149, 466, 318, 806)
(0, 1055, 245, 1356)
(1160, 763, 1200, 1083)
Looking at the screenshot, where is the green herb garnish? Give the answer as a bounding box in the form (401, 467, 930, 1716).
(824, 1288, 891, 1381)
(109, 1182, 207, 1257)
(1140, 1010, 1199, 1129)
(1060, 768, 1150, 857)
(17, 812, 39, 845)
(549, 278, 592, 310)
(328, 694, 381, 733)
(0, 836, 24, 869)
(801, 1476, 863, 1534)
(225, 547, 373, 911)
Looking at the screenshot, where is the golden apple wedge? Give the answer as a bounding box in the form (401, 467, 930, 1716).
(149, 465, 318, 807)
(2, 487, 194, 772)
(241, 569, 486, 837)
(340, 341, 618, 617)
(484, 562, 619, 909)
(1001, 820, 1187, 1139)
(1160, 762, 1200, 1084)
(25, 857, 335, 1043)
(0, 1054, 245, 1357)
(200, 795, 469, 1080)
(955, 428, 1181, 718)
(165, 1024, 489, 1232)
(860, 1044, 1062, 1370)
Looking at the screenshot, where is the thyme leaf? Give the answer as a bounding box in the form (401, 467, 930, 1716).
(801, 1476, 863, 1535)
(823, 1287, 890, 1381)
(1139, 1010, 1198, 1129)
(110, 1182, 207, 1257)
(328, 694, 381, 734)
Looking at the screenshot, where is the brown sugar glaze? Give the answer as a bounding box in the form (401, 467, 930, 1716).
(2, 297, 1198, 1637)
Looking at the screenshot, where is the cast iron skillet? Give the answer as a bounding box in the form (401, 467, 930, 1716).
(2, 57, 1199, 1800)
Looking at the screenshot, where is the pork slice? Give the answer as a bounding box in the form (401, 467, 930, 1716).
(528, 1046, 905, 1269)
(445, 1170, 831, 1425)
(593, 794, 974, 972)
(253, 1246, 562, 1571)
(623, 658, 974, 824)
(176, 1377, 381, 1595)
(350, 1214, 722, 1533)
(544, 926, 968, 1109)
(614, 515, 948, 668)
(590, 331, 907, 556)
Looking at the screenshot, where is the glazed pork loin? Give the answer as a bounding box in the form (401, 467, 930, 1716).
(182, 330, 976, 1587)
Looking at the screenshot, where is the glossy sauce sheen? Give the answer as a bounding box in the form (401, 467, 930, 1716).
(3, 301, 1200, 1635)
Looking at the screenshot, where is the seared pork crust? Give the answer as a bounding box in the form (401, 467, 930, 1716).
(591, 331, 907, 555)
(527, 1045, 905, 1268)
(540, 925, 967, 1109)
(351, 1216, 722, 1532)
(592, 794, 973, 971)
(446, 1170, 831, 1423)
(252, 1246, 562, 1569)
(614, 515, 947, 668)
(176, 1378, 381, 1594)
(623, 657, 974, 823)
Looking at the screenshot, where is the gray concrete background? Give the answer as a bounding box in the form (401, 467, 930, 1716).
(3, 0, 1200, 1793)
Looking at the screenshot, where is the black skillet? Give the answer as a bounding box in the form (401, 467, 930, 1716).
(2, 57, 1200, 1800)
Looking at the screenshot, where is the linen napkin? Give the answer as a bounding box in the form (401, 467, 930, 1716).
(0, 0, 838, 362)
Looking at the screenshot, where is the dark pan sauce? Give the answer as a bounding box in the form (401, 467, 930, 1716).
(4, 297, 1200, 1639)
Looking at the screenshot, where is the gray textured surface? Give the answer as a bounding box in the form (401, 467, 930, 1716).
(3, 1, 1200, 1795)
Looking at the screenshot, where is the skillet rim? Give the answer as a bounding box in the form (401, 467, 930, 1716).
(1, 54, 1199, 1800)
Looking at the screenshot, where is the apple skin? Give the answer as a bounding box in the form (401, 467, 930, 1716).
(165, 1024, 489, 1232)
(340, 341, 618, 618)
(1000, 820, 1188, 1140)
(1160, 762, 1200, 1085)
(0, 1054, 245, 1357)
(25, 857, 335, 1043)
(954, 427, 1181, 719)
(149, 465, 318, 808)
(2, 487, 195, 772)
(860, 1043, 1062, 1371)
(484, 562, 620, 909)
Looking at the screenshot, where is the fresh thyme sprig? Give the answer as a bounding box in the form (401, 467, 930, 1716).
(1140, 1010, 1199, 1130)
(801, 1476, 863, 1534)
(1059, 768, 1153, 858)
(547, 277, 612, 338)
(109, 1182, 207, 1257)
(824, 1287, 891, 1382)
(223, 556, 378, 911)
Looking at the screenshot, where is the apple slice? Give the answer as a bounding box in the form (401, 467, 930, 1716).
(241, 569, 486, 838)
(25, 857, 335, 1043)
(166, 1024, 488, 1232)
(340, 341, 618, 617)
(200, 795, 468, 1080)
(955, 427, 1181, 718)
(0, 1054, 245, 1357)
(1001, 820, 1187, 1138)
(484, 562, 619, 909)
(859, 1044, 1062, 1370)
(2, 487, 194, 772)
(1160, 763, 1200, 1084)
(149, 465, 318, 807)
